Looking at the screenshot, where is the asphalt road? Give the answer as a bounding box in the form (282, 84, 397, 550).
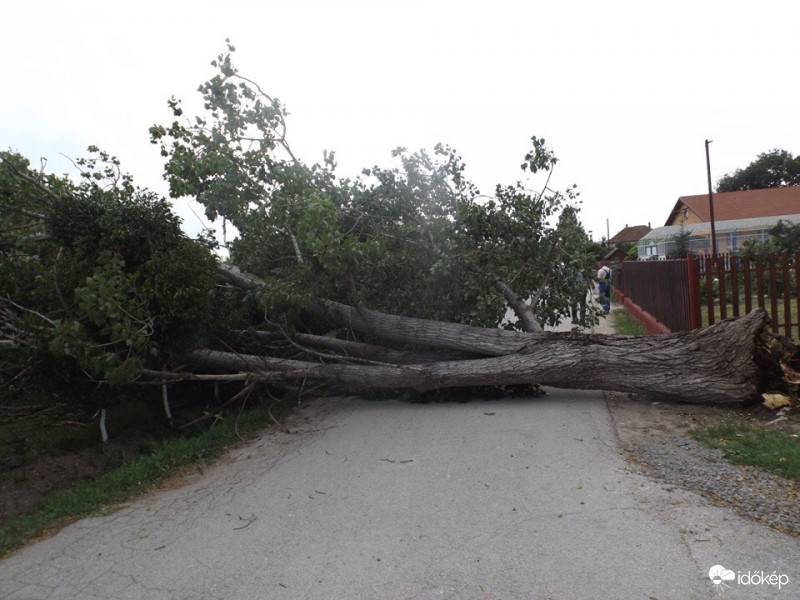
(2, 312, 799, 599)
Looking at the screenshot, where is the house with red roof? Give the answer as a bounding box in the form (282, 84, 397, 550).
(664, 186, 800, 227)
(608, 224, 652, 246)
(604, 224, 651, 262)
(637, 186, 800, 259)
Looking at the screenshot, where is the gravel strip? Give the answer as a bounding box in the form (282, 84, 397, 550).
(621, 434, 800, 537)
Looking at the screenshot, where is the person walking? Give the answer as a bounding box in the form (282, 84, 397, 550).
(597, 264, 612, 314)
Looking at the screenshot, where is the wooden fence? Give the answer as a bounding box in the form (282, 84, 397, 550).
(693, 252, 800, 338)
(615, 251, 800, 339)
(613, 259, 694, 332)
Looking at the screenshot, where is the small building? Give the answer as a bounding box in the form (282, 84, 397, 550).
(608, 224, 652, 246)
(638, 186, 800, 259)
(601, 246, 628, 263)
(606, 224, 651, 261)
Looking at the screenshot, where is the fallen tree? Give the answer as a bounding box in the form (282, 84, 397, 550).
(208, 264, 797, 404)
(166, 266, 795, 405)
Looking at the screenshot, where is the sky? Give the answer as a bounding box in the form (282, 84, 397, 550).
(2, 0, 799, 243)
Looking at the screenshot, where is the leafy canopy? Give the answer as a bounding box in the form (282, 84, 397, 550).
(0, 148, 218, 393)
(716, 149, 800, 192)
(150, 42, 599, 330)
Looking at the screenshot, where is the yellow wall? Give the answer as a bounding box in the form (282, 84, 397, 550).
(667, 203, 704, 226)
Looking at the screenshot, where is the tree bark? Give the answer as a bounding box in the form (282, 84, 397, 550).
(305, 299, 533, 357)
(256, 331, 475, 364)
(218, 264, 262, 289)
(221, 263, 537, 356)
(494, 280, 542, 332)
(186, 308, 789, 404)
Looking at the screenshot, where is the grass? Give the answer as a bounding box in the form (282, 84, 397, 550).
(0, 396, 290, 556)
(611, 308, 648, 336)
(690, 419, 800, 481)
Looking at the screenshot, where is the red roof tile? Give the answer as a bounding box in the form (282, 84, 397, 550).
(608, 225, 651, 244)
(666, 186, 800, 225)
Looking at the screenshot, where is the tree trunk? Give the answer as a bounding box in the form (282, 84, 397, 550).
(305, 299, 533, 356)
(185, 307, 790, 404)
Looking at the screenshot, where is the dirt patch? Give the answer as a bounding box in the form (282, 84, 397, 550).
(607, 393, 723, 447)
(606, 392, 800, 447)
(0, 439, 147, 524)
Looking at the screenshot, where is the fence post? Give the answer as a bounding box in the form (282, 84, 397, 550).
(782, 254, 792, 337)
(705, 255, 716, 325)
(768, 254, 779, 329)
(795, 250, 800, 340)
(686, 254, 702, 329)
(717, 254, 728, 320)
(742, 255, 753, 315)
(730, 253, 740, 317)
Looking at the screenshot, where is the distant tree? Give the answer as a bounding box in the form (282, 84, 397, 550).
(739, 219, 800, 257)
(615, 241, 634, 255)
(716, 149, 800, 192)
(670, 225, 692, 258)
(769, 220, 800, 253)
(585, 239, 607, 263)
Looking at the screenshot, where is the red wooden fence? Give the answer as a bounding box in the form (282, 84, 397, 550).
(616, 251, 799, 339)
(614, 259, 694, 332)
(689, 251, 800, 339)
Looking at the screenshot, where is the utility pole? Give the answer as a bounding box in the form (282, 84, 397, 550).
(705, 140, 718, 257)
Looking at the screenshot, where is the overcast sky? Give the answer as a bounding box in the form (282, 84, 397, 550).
(3, 0, 798, 242)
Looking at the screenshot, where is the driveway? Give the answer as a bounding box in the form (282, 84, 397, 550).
(2, 311, 798, 599)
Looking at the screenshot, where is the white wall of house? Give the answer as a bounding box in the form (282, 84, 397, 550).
(637, 215, 799, 259)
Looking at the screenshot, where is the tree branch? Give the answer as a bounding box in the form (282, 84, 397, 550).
(275, 225, 304, 264)
(217, 264, 261, 289)
(254, 331, 475, 364)
(494, 280, 542, 332)
(0, 155, 62, 206)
